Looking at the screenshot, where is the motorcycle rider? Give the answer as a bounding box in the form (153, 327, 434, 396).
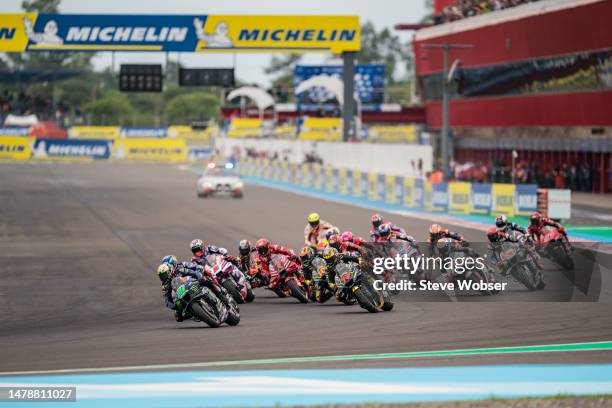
(487, 226, 543, 276)
(329, 233, 363, 253)
(322, 246, 362, 302)
(190, 239, 239, 267)
(495, 215, 527, 236)
(428, 224, 467, 256)
(189, 240, 246, 299)
(304, 212, 337, 247)
(157, 258, 220, 322)
(341, 231, 366, 246)
(528, 212, 568, 242)
(237, 239, 256, 273)
(486, 226, 519, 266)
(369, 213, 406, 241)
(253, 238, 299, 289)
(375, 223, 417, 245)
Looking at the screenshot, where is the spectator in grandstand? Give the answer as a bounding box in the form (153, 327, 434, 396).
(432, 0, 539, 25)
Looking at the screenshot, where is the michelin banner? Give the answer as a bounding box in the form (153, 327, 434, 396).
(0, 136, 31, 160)
(33, 139, 112, 160)
(69, 126, 119, 140)
(115, 138, 186, 162)
(0, 13, 359, 53)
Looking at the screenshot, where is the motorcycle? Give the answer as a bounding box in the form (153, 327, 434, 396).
(499, 241, 545, 291)
(535, 226, 574, 270)
(311, 256, 335, 303)
(333, 259, 394, 313)
(380, 238, 429, 291)
(207, 254, 254, 304)
(437, 239, 500, 295)
(173, 276, 240, 327)
(269, 254, 310, 303)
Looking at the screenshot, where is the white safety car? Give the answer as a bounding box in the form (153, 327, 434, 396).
(196, 163, 244, 198)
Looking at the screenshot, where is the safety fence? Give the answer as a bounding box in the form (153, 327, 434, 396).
(237, 157, 538, 217)
(0, 136, 212, 163)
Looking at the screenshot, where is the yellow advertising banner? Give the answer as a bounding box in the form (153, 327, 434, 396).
(448, 182, 471, 214)
(368, 172, 379, 201)
(424, 180, 433, 212)
(352, 170, 362, 197)
(338, 168, 348, 195)
(324, 166, 334, 193)
(403, 177, 415, 208)
(281, 161, 289, 183)
(312, 163, 322, 189)
(367, 125, 417, 143)
(69, 126, 120, 140)
(115, 138, 187, 162)
(0, 136, 31, 160)
(385, 175, 397, 204)
(198, 15, 360, 53)
(301, 163, 310, 188)
(492, 183, 516, 216)
(167, 125, 211, 142)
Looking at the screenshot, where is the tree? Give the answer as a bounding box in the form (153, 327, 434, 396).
(358, 21, 412, 85)
(164, 93, 219, 125)
(83, 91, 135, 126)
(264, 54, 302, 102)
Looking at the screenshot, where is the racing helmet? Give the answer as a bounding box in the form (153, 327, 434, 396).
(190, 239, 206, 256)
(307, 212, 320, 227)
(157, 263, 171, 281)
(255, 238, 270, 255)
(322, 246, 338, 260)
(429, 224, 443, 238)
(238, 239, 252, 256)
(530, 212, 542, 226)
(486, 226, 501, 242)
(325, 228, 339, 240)
(340, 231, 354, 242)
(328, 234, 342, 250)
(299, 246, 314, 260)
(495, 215, 508, 228)
(160, 255, 177, 268)
(371, 213, 383, 228)
(378, 223, 392, 237)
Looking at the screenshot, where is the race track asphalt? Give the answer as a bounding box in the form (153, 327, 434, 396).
(1, 162, 611, 374)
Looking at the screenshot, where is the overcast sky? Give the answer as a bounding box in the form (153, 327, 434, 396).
(2, 0, 427, 86)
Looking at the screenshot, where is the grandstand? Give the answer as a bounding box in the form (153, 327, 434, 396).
(411, 0, 612, 193)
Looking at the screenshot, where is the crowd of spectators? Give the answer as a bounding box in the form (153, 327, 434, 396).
(447, 160, 594, 192)
(433, 0, 540, 24)
(0, 90, 72, 125)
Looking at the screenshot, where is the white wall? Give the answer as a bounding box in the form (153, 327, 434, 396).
(214, 138, 433, 178)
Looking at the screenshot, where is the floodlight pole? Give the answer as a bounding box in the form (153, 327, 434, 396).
(342, 51, 356, 142)
(421, 43, 473, 175)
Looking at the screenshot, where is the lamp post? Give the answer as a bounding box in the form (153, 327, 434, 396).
(421, 43, 473, 176)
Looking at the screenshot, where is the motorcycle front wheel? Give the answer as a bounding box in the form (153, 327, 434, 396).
(190, 301, 222, 328)
(287, 279, 309, 303)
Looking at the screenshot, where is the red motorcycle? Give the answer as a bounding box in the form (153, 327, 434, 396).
(534, 226, 574, 270)
(268, 254, 309, 303)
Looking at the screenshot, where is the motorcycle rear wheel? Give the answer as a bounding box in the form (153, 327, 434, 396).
(288, 279, 309, 303)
